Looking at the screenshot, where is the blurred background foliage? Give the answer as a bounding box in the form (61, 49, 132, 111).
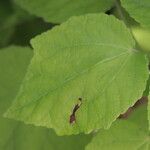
(0, 0, 55, 48)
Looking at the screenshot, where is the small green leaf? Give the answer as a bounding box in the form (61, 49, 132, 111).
(0, 46, 91, 150)
(14, 0, 115, 23)
(121, 0, 150, 28)
(86, 105, 149, 150)
(5, 14, 149, 135)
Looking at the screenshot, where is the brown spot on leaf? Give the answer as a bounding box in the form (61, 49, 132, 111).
(69, 98, 82, 124)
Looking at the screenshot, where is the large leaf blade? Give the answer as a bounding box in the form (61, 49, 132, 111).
(14, 0, 115, 23)
(5, 14, 149, 135)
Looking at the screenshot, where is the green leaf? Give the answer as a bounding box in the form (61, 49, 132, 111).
(131, 26, 150, 52)
(14, 0, 115, 23)
(0, 1, 33, 48)
(121, 0, 150, 28)
(0, 46, 91, 150)
(86, 105, 149, 150)
(5, 14, 149, 135)
(10, 18, 54, 46)
(0, 46, 32, 116)
(0, 0, 17, 47)
(0, 0, 13, 22)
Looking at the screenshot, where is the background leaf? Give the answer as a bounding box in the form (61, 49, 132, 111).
(9, 18, 54, 47)
(0, 0, 55, 49)
(0, 0, 18, 47)
(0, 46, 91, 150)
(0, 0, 33, 48)
(148, 95, 150, 131)
(14, 0, 115, 23)
(121, 0, 150, 28)
(5, 14, 149, 135)
(86, 105, 149, 150)
(131, 26, 150, 52)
